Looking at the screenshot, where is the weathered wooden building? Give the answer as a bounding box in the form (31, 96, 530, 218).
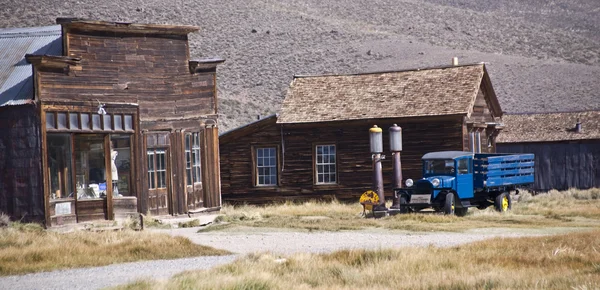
(220, 63, 503, 203)
(0, 19, 223, 226)
(497, 111, 600, 191)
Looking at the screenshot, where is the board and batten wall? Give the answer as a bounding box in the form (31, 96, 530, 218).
(220, 116, 465, 203)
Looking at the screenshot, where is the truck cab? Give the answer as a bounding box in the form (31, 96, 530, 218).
(395, 151, 534, 216)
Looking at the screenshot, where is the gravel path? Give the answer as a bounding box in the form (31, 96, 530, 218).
(0, 226, 570, 289)
(153, 226, 558, 255)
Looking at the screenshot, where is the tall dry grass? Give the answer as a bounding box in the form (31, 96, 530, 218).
(202, 188, 600, 232)
(0, 224, 230, 276)
(117, 229, 600, 290)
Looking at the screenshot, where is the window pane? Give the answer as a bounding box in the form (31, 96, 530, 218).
(114, 115, 123, 130)
(124, 115, 133, 131)
(81, 114, 90, 130)
(47, 134, 72, 200)
(103, 115, 112, 131)
(185, 134, 191, 150)
(57, 113, 67, 129)
(46, 112, 56, 129)
(92, 114, 102, 130)
(69, 113, 79, 130)
(256, 147, 277, 186)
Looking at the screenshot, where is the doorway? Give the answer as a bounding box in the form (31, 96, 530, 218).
(147, 148, 170, 215)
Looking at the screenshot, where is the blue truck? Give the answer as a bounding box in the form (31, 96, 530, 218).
(394, 151, 534, 216)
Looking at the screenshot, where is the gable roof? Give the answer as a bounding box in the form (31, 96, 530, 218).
(277, 63, 501, 124)
(220, 114, 278, 144)
(0, 25, 62, 107)
(497, 111, 600, 143)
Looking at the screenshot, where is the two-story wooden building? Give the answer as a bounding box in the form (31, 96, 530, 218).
(220, 63, 503, 203)
(0, 18, 223, 226)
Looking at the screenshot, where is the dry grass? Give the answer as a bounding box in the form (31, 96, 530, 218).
(116, 229, 600, 290)
(0, 224, 230, 276)
(200, 188, 600, 233)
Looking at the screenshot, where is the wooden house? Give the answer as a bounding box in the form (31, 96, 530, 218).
(0, 19, 223, 226)
(219, 63, 503, 203)
(497, 111, 600, 191)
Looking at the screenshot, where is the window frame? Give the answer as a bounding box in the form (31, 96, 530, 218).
(185, 132, 202, 186)
(313, 143, 338, 185)
(147, 148, 167, 190)
(251, 145, 280, 187)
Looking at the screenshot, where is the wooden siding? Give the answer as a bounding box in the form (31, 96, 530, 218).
(497, 140, 600, 191)
(0, 105, 45, 223)
(220, 116, 464, 203)
(37, 29, 217, 130)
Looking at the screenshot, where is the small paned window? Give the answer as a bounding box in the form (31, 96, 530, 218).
(114, 115, 123, 130)
(185, 134, 192, 186)
(256, 147, 277, 186)
(81, 114, 90, 130)
(192, 133, 201, 183)
(124, 115, 133, 131)
(315, 145, 336, 184)
(92, 114, 102, 130)
(103, 115, 112, 131)
(185, 133, 202, 185)
(147, 149, 167, 189)
(69, 113, 79, 130)
(46, 112, 56, 129)
(147, 151, 155, 189)
(57, 113, 68, 129)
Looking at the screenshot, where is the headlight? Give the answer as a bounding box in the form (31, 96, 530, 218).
(405, 179, 414, 187)
(431, 178, 440, 187)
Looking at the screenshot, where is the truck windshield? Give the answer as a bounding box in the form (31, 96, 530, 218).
(424, 159, 455, 175)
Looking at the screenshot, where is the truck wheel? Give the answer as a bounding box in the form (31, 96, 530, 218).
(455, 207, 468, 217)
(399, 196, 409, 214)
(494, 192, 512, 212)
(443, 192, 455, 215)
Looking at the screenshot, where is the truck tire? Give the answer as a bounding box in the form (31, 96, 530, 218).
(443, 192, 455, 215)
(399, 196, 409, 214)
(455, 207, 468, 217)
(494, 192, 512, 212)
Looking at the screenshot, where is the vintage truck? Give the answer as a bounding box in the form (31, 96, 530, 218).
(394, 151, 534, 216)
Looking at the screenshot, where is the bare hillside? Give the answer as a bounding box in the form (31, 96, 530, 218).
(1, 0, 598, 130)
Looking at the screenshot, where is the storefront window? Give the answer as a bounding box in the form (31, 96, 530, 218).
(74, 135, 106, 199)
(110, 135, 132, 197)
(47, 134, 73, 199)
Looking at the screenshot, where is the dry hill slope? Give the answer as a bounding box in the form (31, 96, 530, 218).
(1, 0, 598, 130)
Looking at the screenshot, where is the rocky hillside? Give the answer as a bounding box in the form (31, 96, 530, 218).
(1, 0, 598, 130)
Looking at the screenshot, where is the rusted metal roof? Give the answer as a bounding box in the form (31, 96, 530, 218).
(277, 63, 501, 124)
(497, 111, 600, 143)
(0, 25, 62, 107)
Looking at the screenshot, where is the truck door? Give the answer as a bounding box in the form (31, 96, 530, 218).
(456, 157, 474, 199)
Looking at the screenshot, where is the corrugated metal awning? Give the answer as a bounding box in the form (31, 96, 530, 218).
(0, 25, 62, 107)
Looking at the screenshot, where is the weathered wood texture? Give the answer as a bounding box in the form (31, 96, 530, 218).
(497, 140, 600, 191)
(36, 29, 217, 132)
(202, 125, 222, 208)
(76, 199, 107, 222)
(0, 105, 45, 222)
(220, 117, 464, 203)
(30, 27, 221, 219)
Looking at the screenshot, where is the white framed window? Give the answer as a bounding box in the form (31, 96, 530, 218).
(315, 144, 336, 184)
(255, 147, 278, 186)
(185, 133, 202, 186)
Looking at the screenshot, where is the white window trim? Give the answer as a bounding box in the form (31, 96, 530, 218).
(255, 147, 278, 186)
(315, 144, 337, 185)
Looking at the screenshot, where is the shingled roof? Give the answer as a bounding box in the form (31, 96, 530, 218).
(277, 63, 501, 124)
(497, 111, 600, 143)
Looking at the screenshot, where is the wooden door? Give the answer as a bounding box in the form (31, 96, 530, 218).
(147, 148, 170, 215)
